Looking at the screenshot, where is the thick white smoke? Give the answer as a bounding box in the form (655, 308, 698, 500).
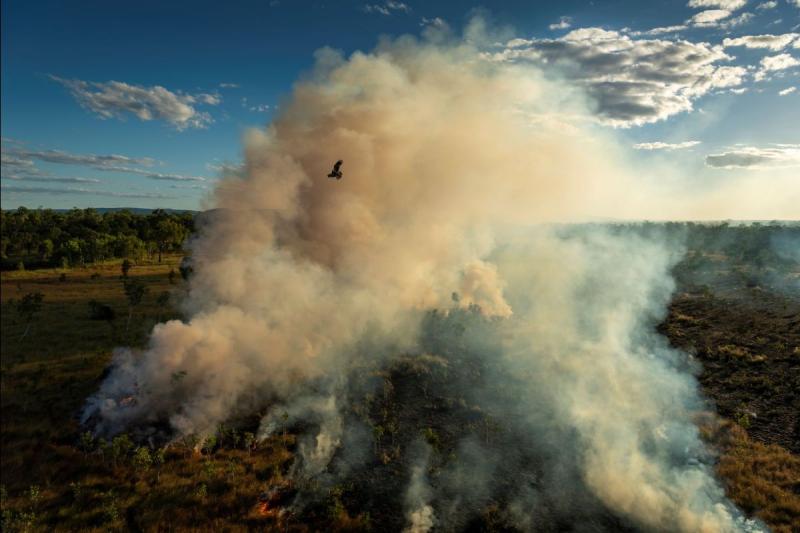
(82, 27, 765, 532)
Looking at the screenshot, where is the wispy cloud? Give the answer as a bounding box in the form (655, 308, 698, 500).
(756, 1, 777, 9)
(8, 148, 156, 168)
(723, 33, 798, 50)
(364, 1, 409, 15)
(1, 184, 177, 199)
(778, 86, 797, 95)
(633, 141, 702, 150)
(420, 17, 446, 28)
(549, 17, 572, 31)
(687, 0, 747, 10)
(50, 76, 220, 130)
(705, 144, 800, 168)
(2, 146, 207, 182)
(631, 25, 688, 36)
(241, 97, 270, 113)
(2, 171, 102, 184)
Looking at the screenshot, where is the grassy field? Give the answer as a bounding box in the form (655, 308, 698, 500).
(1, 254, 798, 531)
(0, 256, 296, 531)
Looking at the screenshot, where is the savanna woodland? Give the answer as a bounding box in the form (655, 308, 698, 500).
(1, 210, 798, 532)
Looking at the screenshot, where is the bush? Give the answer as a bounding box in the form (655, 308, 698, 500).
(88, 300, 116, 321)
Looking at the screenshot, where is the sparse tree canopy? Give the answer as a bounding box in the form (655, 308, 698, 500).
(12, 292, 44, 340)
(1, 208, 194, 270)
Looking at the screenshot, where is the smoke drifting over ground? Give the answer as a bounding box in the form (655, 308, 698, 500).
(84, 28, 766, 531)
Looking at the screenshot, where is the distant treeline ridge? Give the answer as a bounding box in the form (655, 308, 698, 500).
(0, 207, 194, 270)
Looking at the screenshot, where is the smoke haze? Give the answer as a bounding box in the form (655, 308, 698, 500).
(83, 26, 769, 532)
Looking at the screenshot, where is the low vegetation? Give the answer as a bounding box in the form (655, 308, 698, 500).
(1, 213, 798, 530)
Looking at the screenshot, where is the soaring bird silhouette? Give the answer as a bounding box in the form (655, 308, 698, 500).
(327, 160, 343, 180)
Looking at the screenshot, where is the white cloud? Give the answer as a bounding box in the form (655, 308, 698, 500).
(50, 76, 219, 130)
(7, 148, 156, 168)
(549, 17, 573, 31)
(689, 9, 733, 26)
(219, 83, 240, 88)
(420, 17, 446, 28)
(364, 1, 409, 15)
(687, 0, 747, 10)
(705, 144, 800, 168)
(755, 52, 800, 79)
(719, 11, 754, 28)
(489, 28, 745, 127)
(240, 97, 271, 113)
(1, 169, 102, 184)
(1, 146, 206, 182)
(1, 184, 176, 199)
(638, 25, 688, 35)
(723, 33, 799, 50)
(633, 141, 702, 150)
(790, 0, 800, 7)
(779, 86, 797, 94)
(756, 1, 777, 8)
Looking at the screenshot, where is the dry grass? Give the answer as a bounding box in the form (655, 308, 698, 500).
(2, 257, 798, 531)
(712, 420, 800, 533)
(0, 257, 311, 531)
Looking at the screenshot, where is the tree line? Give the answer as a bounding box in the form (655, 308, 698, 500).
(0, 208, 194, 270)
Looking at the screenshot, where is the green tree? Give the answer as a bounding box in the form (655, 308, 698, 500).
(132, 447, 152, 479)
(12, 292, 44, 340)
(123, 279, 148, 331)
(110, 434, 133, 468)
(121, 259, 132, 278)
(152, 218, 186, 263)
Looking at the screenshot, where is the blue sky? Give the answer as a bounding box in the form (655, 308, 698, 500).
(2, 0, 799, 210)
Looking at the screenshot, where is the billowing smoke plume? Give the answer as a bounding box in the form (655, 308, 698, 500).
(403, 443, 435, 533)
(83, 26, 765, 532)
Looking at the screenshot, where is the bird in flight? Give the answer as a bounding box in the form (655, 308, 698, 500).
(327, 160, 343, 180)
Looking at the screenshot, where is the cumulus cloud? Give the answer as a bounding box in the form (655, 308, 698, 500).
(689, 9, 734, 26)
(488, 28, 744, 127)
(687, 0, 747, 9)
(723, 32, 799, 50)
(1, 184, 176, 198)
(705, 144, 800, 168)
(633, 141, 702, 150)
(779, 86, 797, 94)
(50, 76, 219, 130)
(754, 52, 800, 79)
(549, 16, 572, 30)
(756, 1, 777, 8)
(364, 1, 409, 15)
